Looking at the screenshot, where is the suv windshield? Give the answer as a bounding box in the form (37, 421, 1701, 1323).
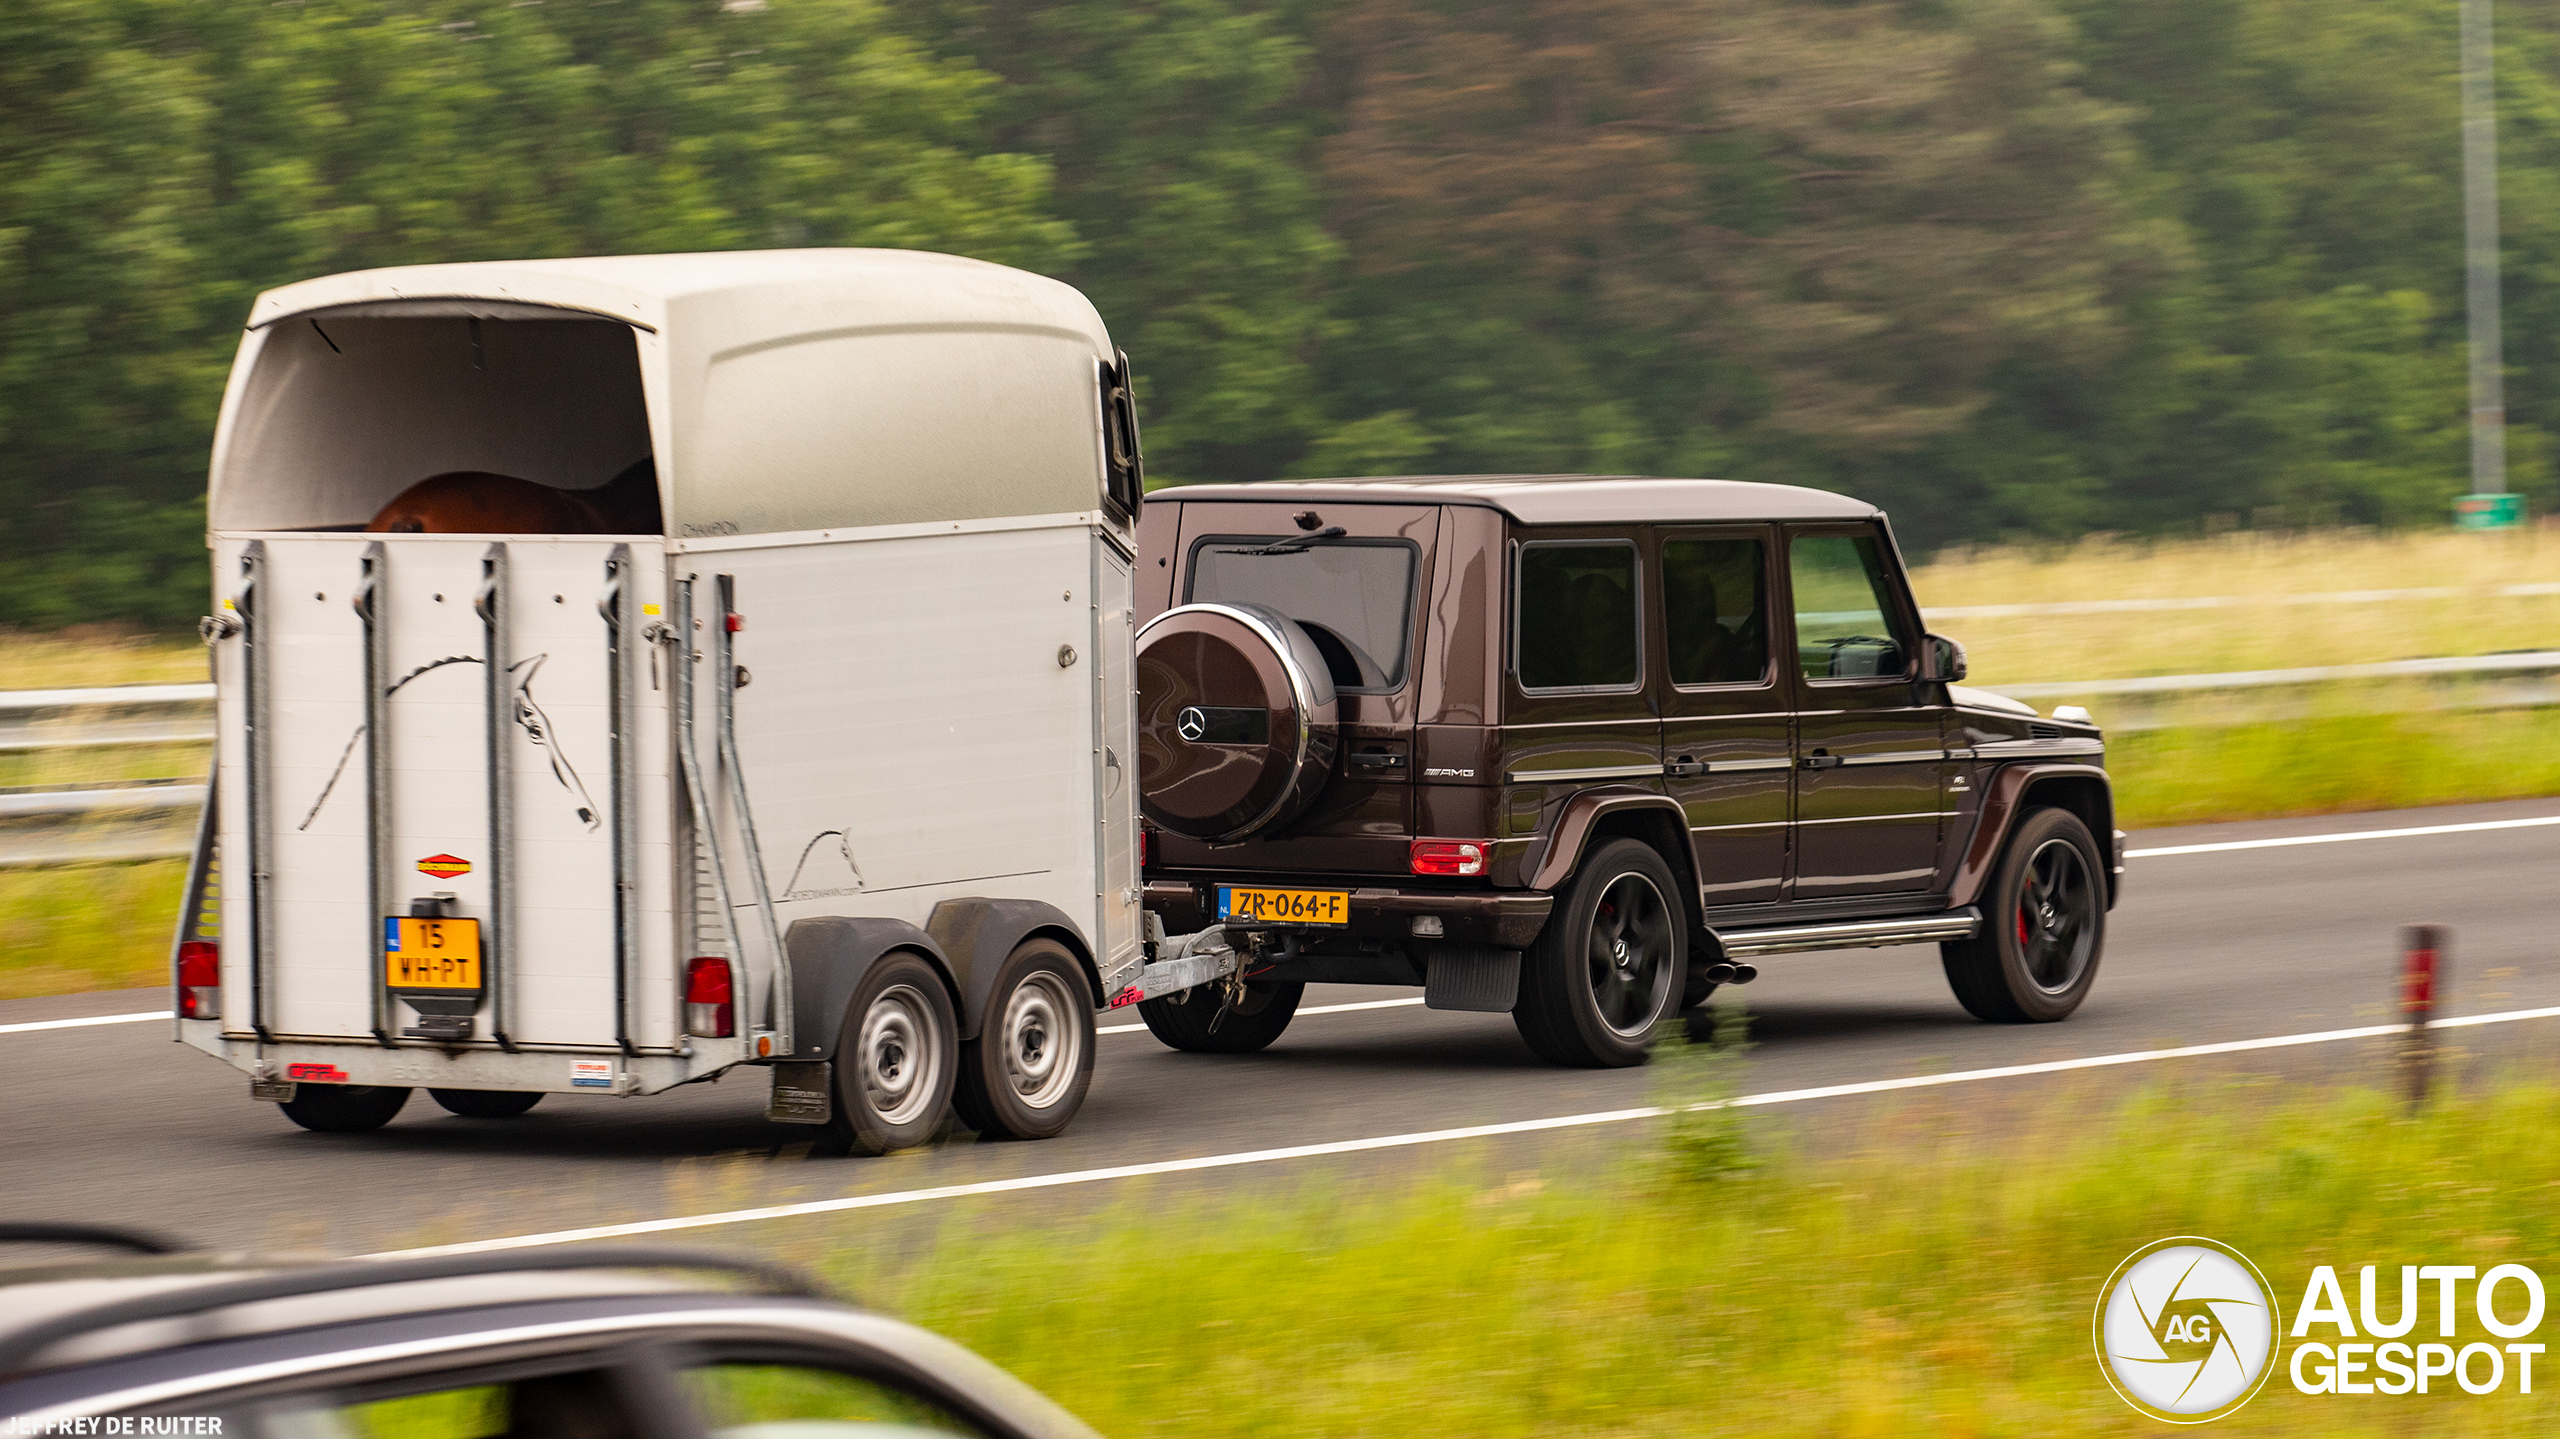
(1186, 536, 1418, 690)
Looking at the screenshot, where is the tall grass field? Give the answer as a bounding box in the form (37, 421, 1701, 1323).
(4, 525, 2556, 999)
(775, 1052, 2560, 1438)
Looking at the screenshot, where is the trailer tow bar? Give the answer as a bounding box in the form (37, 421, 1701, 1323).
(1104, 929, 1247, 1010)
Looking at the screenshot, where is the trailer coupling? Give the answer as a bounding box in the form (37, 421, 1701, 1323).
(1105, 928, 1246, 1010)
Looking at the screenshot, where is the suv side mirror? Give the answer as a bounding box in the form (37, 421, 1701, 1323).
(1921, 632, 1967, 684)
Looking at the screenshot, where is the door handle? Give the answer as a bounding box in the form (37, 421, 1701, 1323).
(1663, 758, 1703, 778)
(1349, 751, 1406, 770)
(1801, 751, 1844, 770)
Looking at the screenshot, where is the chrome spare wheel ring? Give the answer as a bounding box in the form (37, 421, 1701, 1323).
(2017, 838, 2097, 996)
(1585, 871, 1676, 1039)
(859, 983, 944, 1126)
(1001, 970, 1084, 1109)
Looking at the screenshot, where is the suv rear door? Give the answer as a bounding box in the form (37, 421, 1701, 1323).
(1779, 523, 1949, 898)
(1654, 525, 1790, 907)
(1166, 500, 1439, 871)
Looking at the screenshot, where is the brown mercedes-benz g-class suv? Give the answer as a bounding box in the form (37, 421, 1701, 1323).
(1133, 476, 2121, 1067)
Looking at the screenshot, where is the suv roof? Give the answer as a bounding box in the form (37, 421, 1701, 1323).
(1152, 474, 1881, 525)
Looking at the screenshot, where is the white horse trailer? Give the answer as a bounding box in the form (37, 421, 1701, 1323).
(174, 249, 1185, 1153)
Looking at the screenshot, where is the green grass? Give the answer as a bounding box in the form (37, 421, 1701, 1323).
(1913, 524, 2560, 685)
(2110, 707, 2560, 829)
(802, 1066, 2560, 1438)
(0, 859, 186, 999)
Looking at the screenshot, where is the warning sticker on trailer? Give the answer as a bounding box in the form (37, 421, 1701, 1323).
(418, 854, 472, 879)
(572, 1060, 615, 1089)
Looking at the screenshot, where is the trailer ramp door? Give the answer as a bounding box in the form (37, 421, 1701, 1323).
(214, 533, 672, 1050)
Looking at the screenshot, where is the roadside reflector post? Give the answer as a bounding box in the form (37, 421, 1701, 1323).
(2399, 923, 2448, 1109)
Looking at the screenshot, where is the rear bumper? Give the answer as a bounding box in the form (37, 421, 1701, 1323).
(1142, 878, 1553, 949)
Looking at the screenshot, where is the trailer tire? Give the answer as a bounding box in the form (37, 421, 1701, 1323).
(953, 939, 1095, 1140)
(278, 1084, 411, 1133)
(429, 1088, 543, 1118)
(829, 951, 959, 1156)
(1138, 979, 1303, 1054)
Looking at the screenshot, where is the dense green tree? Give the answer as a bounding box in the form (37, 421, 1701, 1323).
(7, 0, 2555, 631)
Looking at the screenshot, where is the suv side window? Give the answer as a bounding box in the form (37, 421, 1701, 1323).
(1515, 540, 1640, 691)
(1662, 537, 1769, 686)
(1788, 533, 1912, 680)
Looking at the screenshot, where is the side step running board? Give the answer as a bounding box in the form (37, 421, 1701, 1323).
(1712, 908, 1981, 961)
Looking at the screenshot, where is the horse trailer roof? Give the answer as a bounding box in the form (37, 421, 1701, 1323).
(215, 250, 1117, 538)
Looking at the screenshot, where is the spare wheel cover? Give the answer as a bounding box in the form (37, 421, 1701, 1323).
(1136, 602, 1340, 842)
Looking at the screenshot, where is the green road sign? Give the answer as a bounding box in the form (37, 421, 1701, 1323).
(2454, 492, 2526, 529)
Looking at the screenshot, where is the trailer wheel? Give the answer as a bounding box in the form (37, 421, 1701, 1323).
(954, 939, 1096, 1140)
(830, 951, 959, 1156)
(429, 1088, 543, 1118)
(278, 1084, 411, 1133)
(1138, 978, 1303, 1054)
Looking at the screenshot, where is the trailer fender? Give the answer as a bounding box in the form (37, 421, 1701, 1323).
(779, 916, 955, 1062)
(925, 898, 1099, 1039)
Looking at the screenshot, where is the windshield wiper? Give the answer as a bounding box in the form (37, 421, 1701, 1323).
(1221, 526, 1347, 556)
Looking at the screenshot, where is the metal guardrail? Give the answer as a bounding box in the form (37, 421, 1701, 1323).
(3, 653, 2556, 868)
(1985, 649, 2560, 699)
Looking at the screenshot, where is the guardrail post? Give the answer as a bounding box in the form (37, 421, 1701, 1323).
(2399, 922, 2448, 1109)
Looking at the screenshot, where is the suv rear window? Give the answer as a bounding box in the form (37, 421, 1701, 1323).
(1186, 536, 1418, 690)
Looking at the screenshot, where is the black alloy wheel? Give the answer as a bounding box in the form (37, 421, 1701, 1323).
(1941, 805, 2106, 1022)
(1515, 838, 1685, 1067)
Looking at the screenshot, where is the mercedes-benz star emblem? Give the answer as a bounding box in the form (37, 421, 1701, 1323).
(1177, 706, 1209, 742)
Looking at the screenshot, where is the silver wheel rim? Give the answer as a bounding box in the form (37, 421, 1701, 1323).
(1584, 871, 1676, 1039)
(859, 983, 944, 1127)
(1000, 970, 1084, 1109)
(2015, 838, 2097, 996)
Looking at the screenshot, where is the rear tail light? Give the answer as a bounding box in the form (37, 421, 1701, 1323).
(176, 940, 220, 1020)
(685, 957, 735, 1037)
(1139, 827, 1152, 870)
(1410, 840, 1487, 877)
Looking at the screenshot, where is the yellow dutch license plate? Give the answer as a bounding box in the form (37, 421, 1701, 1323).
(1218, 885, 1351, 926)
(384, 916, 483, 991)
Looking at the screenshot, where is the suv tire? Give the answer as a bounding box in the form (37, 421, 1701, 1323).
(954, 939, 1096, 1140)
(1941, 806, 2106, 1023)
(1139, 979, 1304, 1054)
(1514, 838, 1685, 1067)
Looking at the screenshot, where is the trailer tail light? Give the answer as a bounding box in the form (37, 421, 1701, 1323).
(1139, 828, 1151, 869)
(1410, 841, 1487, 877)
(685, 957, 735, 1037)
(176, 940, 220, 1019)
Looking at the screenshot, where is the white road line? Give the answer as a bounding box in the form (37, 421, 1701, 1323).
(1098, 995, 1421, 1035)
(369, 1003, 2560, 1260)
(2127, 813, 2560, 858)
(0, 1010, 168, 1036)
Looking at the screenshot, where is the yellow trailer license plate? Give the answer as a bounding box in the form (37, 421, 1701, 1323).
(384, 916, 483, 991)
(1218, 885, 1351, 926)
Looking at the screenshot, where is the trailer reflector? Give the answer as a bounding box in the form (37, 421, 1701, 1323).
(177, 940, 220, 1019)
(686, 957, 735, 1037)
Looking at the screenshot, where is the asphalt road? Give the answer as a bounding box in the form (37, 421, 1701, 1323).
(5, 797, 2557, 1258)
